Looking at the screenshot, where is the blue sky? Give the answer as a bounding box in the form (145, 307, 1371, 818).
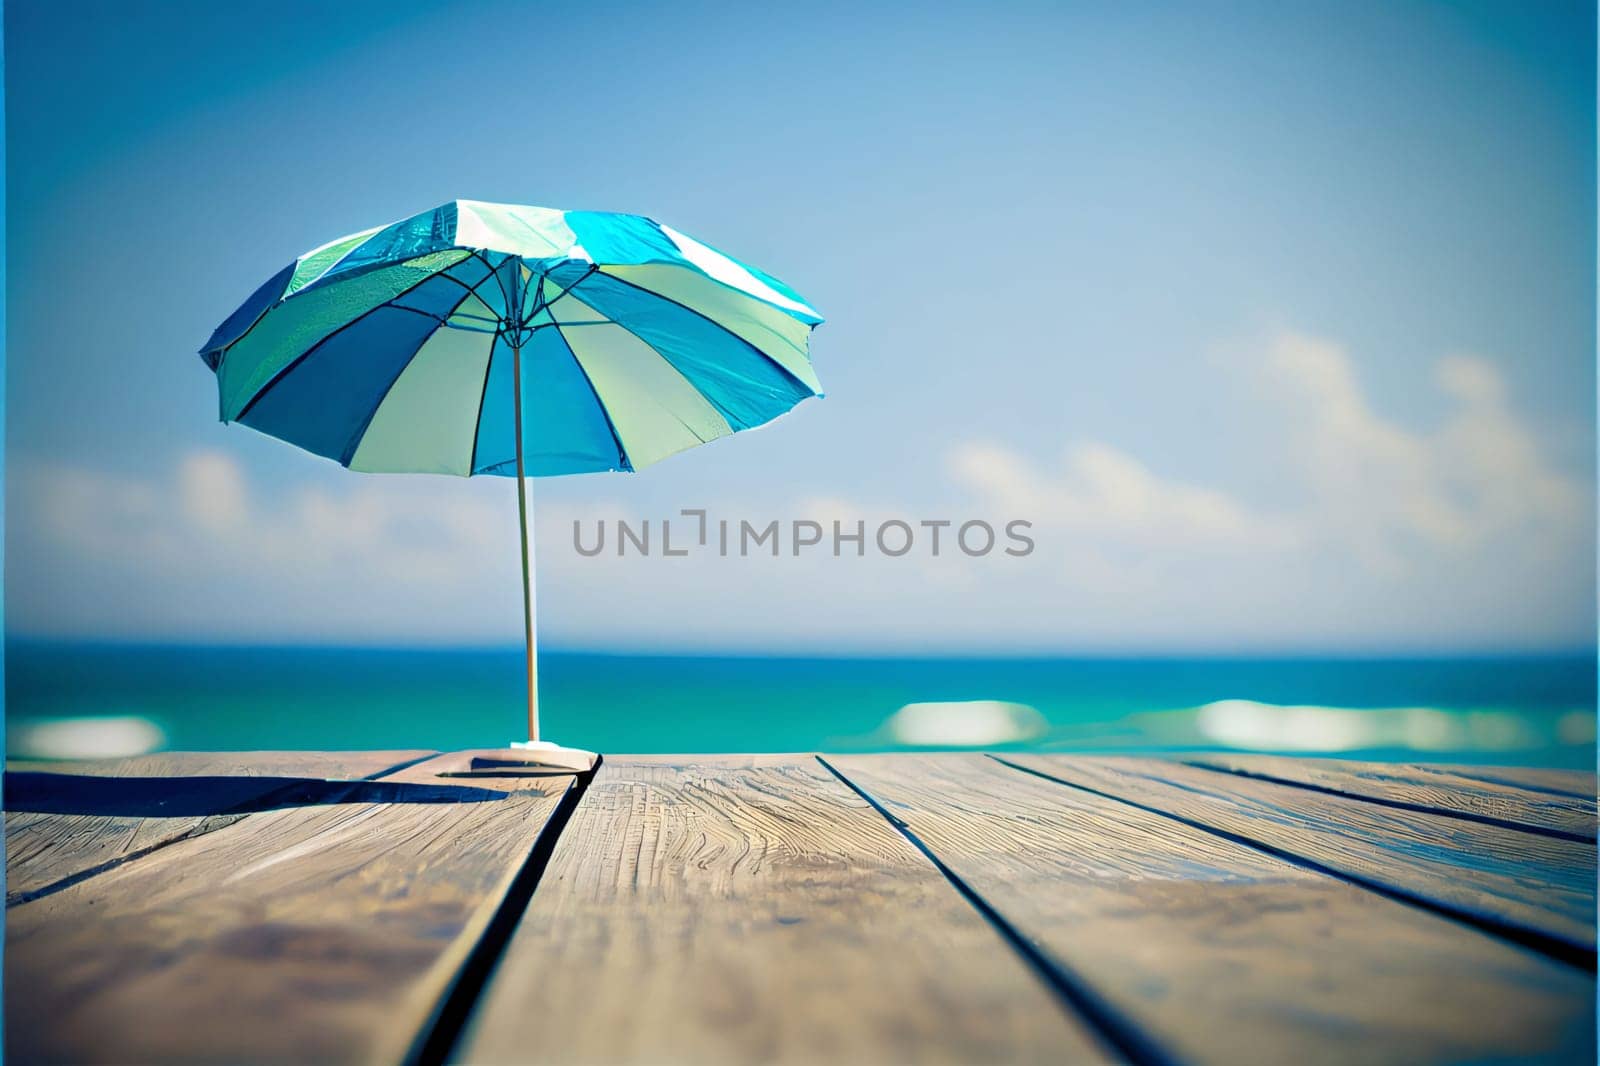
(5, 0, 1595, 652)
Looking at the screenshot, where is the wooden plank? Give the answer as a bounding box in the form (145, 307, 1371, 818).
(829, 753, 1594, 1064)
(1005, 754, 1596, 958)
(4, 750, 433, 904)
(5, 751, 575, 1065)
(1440, 764, 1597, 800)
(1185, 754, 1596, 840)
(456, 755, 1109, 1065)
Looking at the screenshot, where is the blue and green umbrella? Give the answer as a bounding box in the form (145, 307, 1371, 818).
(200, 200, 823, 750)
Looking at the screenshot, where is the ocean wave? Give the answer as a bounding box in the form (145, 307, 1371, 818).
(883, 700, 1049, 746)
(8, 716, 166, 760)
(862, 697, 1594, 755)
(1191, 699, 1594, 753)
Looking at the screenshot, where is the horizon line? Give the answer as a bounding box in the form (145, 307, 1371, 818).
(5, 635, 1595, 663)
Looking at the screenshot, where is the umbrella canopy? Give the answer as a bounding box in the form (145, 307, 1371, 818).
(200, 199, 823, 477)
(199, 200, 823, 753)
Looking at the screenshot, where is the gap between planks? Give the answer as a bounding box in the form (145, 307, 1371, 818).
(993, 754, 1596, 971)
(825, 753, 1593, 1065)
(815, 755, 1174, 1066)
(406, 754, 600, 1066)
(1178, 754, 1596, 843)
(453, 755, 1113, 1065)
(4, 750, 440, 906)
(5, 751, 582, 1065)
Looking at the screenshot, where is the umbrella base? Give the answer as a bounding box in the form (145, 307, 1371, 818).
(465, 741, 599, 774)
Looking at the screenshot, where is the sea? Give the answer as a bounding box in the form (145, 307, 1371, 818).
(5, 642, 1596, 769)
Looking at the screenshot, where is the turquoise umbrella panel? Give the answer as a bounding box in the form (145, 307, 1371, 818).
(238, 263, 493, 465)
(469, 329, 627, 477)
(201, 200, 825, 479)
(348, 326, 498, 477)
(215, 248, 484, 420)
(580, 272, 808, 426)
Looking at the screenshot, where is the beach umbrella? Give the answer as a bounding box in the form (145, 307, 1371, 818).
(199, 200, 823, 767)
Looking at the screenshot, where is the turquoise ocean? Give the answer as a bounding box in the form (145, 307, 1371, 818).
(5, 642, 1595, 768)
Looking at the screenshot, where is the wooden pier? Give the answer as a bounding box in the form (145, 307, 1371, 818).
(5, 751, 1595, 1063)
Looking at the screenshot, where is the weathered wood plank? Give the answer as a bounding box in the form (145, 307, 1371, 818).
(1439, 764, 1597, 800)
(4, 750, 433, 905)
(5, 751, 574, 1065)
(456, 755, 1108, 1065)
(1005, 755, 1596, 958)
(830, 753, 1594, 1064)
(1185, 754, 1597, 840)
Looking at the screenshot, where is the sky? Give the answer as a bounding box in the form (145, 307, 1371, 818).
(4, 0, 1595, 653)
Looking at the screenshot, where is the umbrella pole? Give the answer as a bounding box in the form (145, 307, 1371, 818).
(510, 332, 539, 743)
(489, 265, 593, 775)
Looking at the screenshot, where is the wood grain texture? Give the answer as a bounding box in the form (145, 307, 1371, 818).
(1185, 754, 1596, 840)
(1436, 764, 1597, 800)
(830, 753, 1594, 1064)
(5, 751, 573, 1065)
(1005, 755, 1597, 956)
(456, 755, 1108, 1065)
(4, 750, 433, 904)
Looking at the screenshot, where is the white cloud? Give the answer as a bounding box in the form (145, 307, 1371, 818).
(945, 331, 1592, 649)
(949, 440, 1299, 552)
(1261, 333, 1587, 569)
(9, 331, 1592, 651)
(12, 453, 527, 641)
(178, 452, 249, 534)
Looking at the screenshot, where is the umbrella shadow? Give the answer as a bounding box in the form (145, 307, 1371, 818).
(3, 772, 506, 817)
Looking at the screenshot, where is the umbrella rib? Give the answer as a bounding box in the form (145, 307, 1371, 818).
(200, 261, 297, 363)
(561, 274, 811, 432)
(214, 235, 817, 473)
(219, 249, 477, 363)
(386, 304, 451, 326)
(426, 252, 520, 323)
(550, 322, 632, 471)
(467, 332, 498, 476)
(429, 250, 502, 298)
(337, 284, 483, 467)
(387, 303, 499, 334)
(536, 265, 599, 314)
(211, 247, 515, 372)
(547, 309, 721, 450)
(466, 324, 632, 475)
(586, 269, 818, 398)
(388, 256, 503, 329)
(234, 262, 482, 424)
